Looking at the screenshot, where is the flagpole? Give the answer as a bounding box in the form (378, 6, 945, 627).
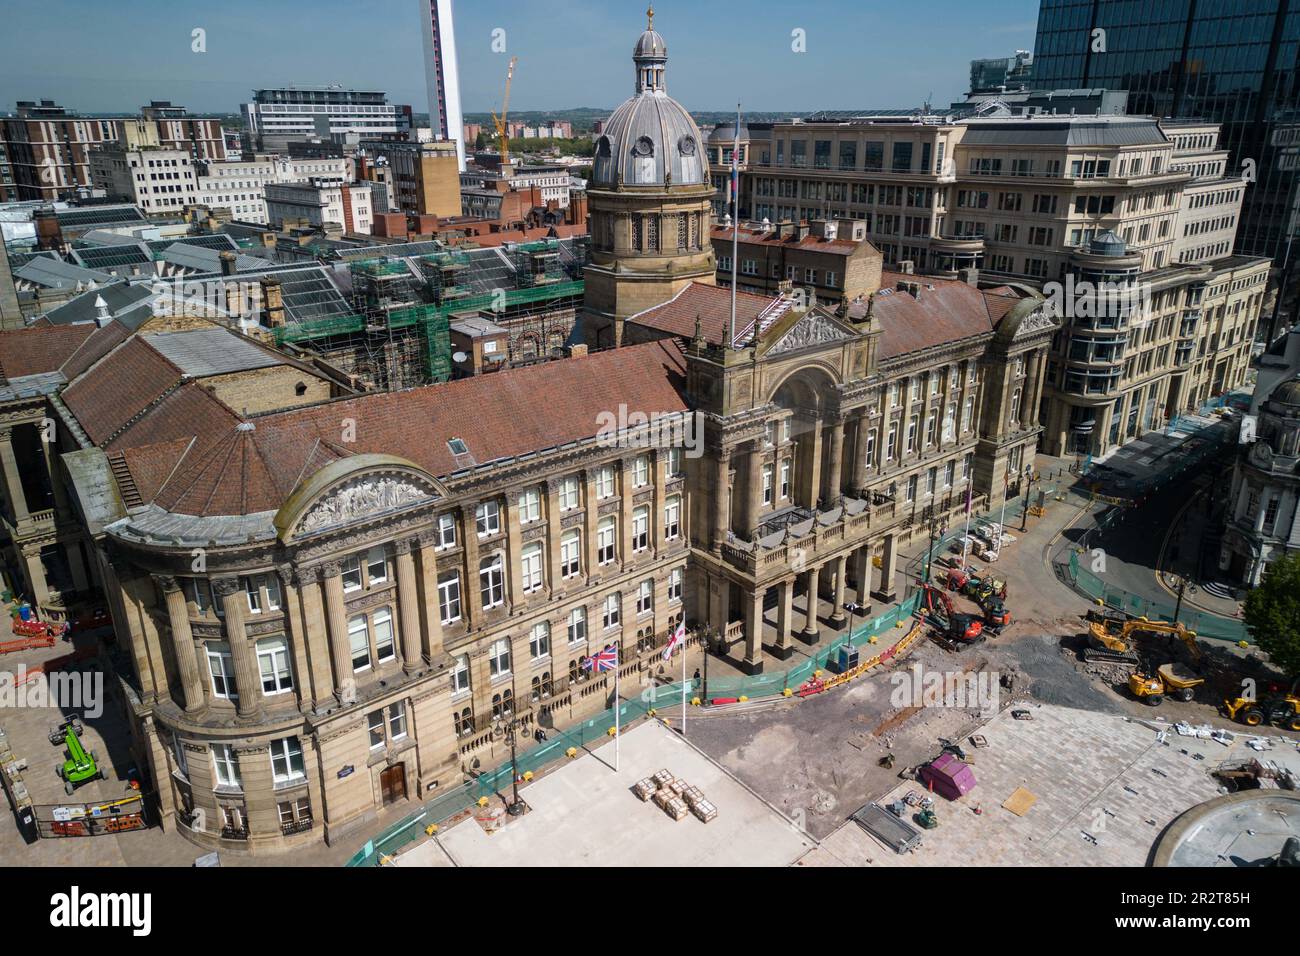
(681, 635, 687, 736)
(728, 101, 741, 349)
(614, 647, 620, 773)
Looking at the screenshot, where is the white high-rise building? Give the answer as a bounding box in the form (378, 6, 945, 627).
(420, 0, 465, 170)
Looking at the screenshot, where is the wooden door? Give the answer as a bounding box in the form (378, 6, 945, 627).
(380, 763, 407, 807)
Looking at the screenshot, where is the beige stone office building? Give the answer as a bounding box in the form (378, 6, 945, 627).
(741, 110, 1270, 458)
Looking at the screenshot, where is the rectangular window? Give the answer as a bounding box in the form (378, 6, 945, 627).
(488, 638, 511, 677)
(366, 546, 387, 586)
(256, 637, 293, 695)
(450, 654, 471, 695)
(668, 567, 683, 603)
(664, 496, 681, 539)
(632, 455, 650, 488)
(245, 576, 262, 614)
(637, 579, 654, 615)
(632, 507, 649, 551)
(780, 458, 792, 499)
(438, 571, 461, 623)
(207, 643, 235, 699)
(598, 517, 617, 564)
(762, 463, 774, 505)
(436, 513, 457, 548)
(568, 606, 586, 644)
(480, 556, 505, 609)
(270, 736, 305, 784)
(476, 500, 501, 536)
(530, 622, 550, 660)
(388, 701, 407, 740)
(603, 593, 621, 630)
(368, 710, 385, 749)
(559, 476, 580, 511)
(212, 744, 241, 788)
(348, 615, 371, 671)
(372, 608, 394, 662)
(518, 487, 542, 524)
(596, 466, 615, 499)
(521, 543, 544, 593)
(341, 554, 363, 591)
(561, 530, 582, 578)
(666, 447, 683, 477)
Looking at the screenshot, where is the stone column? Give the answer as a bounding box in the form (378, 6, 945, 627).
(822, 414, 845, 505)
(394, 538, 420, 675)
(0, 428, 29, 525)
(742, 587, 765, 674)
(459, 504, 479, 629)
(848, 412, 869, 496)
(743, 440, 763, 537)
(876, 534, 898, 602)
(802, 416, 824, 510)
(416, 530, 445, 664)
(773, 578, 795, 659)
(213, 577, 261, 719)
(828, 553, 848, 628)
(853, 546, 872, 610)
(320, 561, 356, 704)
(712, 449, 732, 551)
(291, 566, 333, 711)
(157, 575, 204, 714)
(799, 565, 819, 644)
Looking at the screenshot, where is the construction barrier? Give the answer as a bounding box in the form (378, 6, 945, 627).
(1063, 550, 1252, 644)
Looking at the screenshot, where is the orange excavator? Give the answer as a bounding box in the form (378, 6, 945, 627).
(920, 584, 984, 650)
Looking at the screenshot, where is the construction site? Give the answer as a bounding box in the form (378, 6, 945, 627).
(270, 237, 588, 391)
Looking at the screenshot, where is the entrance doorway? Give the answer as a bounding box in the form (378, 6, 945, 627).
(379, 764, 407, 807)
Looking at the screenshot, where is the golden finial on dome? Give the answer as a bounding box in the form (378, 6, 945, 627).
(647, 5, 654, 30)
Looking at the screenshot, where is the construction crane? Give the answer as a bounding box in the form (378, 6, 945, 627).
(491, 56, 518, 164)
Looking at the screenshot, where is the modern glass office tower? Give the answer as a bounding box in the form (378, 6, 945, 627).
(1031, 0, 1300, 318)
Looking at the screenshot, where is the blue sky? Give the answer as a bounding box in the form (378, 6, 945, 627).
(0, 0, 1040, 115)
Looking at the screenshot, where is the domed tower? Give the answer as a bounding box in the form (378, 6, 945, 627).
(583, 7, 716, 349)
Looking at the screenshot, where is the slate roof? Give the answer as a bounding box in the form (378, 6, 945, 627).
(625, 282, 787, 344)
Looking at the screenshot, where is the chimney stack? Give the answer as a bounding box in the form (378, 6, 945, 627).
(218, 250, 238, 277)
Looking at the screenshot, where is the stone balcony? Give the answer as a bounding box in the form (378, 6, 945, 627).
(719, 494, 897, 584)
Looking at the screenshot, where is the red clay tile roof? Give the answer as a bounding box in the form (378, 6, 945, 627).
(0, 324, 97, 381)
(872, 271, 1025, 360)
(60, 322, 131, 381)
(125, 339, 689, 517)
(62, 336, 185, 446)
(626, 282, 779, 344)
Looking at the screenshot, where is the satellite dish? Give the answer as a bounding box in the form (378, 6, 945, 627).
(453, 351, 469, 363)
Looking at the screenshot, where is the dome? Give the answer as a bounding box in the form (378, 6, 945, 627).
(1089, 230, 1127, 257)
(708, 123, 749, 145)
(1270, 377, 1300, 409)
(590, 9, 707, 189)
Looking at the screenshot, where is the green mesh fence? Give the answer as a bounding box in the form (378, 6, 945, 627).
(345, 590, 925, 866)
(1064, 550, 1251, 644)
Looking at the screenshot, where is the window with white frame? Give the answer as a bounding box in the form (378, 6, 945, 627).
(212, 744, 241, 788)
(762, 463, 774, 505)
(388, 700, 407, 740)
(603, 592, 621, 629)
(631, 507, 649, 551)
(963, 395, 975, 432)
(436, 512, 457, 549)
(207, 642, 235, 699)
(944, 459, 955, 488)
(962, 452, 974, 480)
(781, 418, 791, 442)
(865, 429, 877, 470)
(348, 614, 371, 671)
(520, 542, 544, 593)
(668, 567, 683, 603)
(637, 579, 653, 615)
(186, 577, 214, 616)
(488, 638, 511, 677)
(270, 736, 305, 784)
(596, 465, 615, 499)
(1009, 387, 1022, 424)
(480, 554, 505, 609)
(906, 416, 918, 453)
(245, 575, 263, 613)
(368, 709, 385, 749)
(568, 606, 586, 644)
(664, 496, 681, 539)
(341, 554, 363, 591)
(780, 458, 792, 499)
(559, 476, 580, 511)
(372, 608, 395, 663)
(886, 423, 898, 461)
(666, 446, 683, 476)
(476, 500, 501, 537)
(925, 412, 937, 447)
(438, 571, 461, 623)
(450, 654, 471, 696)
(256, 636, 293, 695)
(530, 621, 550, 659)
(366, 546, 387, 586)
(926, 467, 937, 496)
(518, 486, 541, 523)
(597, 517, 617, 564)
(632, 455, 650, 487)
(561, 529, 582, 578)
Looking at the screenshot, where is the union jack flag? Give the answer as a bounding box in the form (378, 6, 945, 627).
(584, 647, 618, 672)
(662, 621, 686, 661)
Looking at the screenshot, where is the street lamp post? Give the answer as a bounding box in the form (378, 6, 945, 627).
(843, 601, 864, 649)
(492, 716, 525, 815)
(1172, 576, 1187, 624)
(1020, 463, 1034, 532)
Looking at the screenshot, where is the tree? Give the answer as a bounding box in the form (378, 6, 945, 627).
(1242, 551, 1300, 677)
(474, 131, 486, 151)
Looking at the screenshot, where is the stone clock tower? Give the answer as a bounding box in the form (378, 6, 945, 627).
(582, 7, 717, 349)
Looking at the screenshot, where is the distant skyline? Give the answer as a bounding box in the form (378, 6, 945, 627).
(0, 0, 1040, 117)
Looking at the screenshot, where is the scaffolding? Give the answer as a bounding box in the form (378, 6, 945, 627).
(272, 238, 588, 387)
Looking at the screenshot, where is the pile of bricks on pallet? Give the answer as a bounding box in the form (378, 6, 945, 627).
(634, 768, 715, 823)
